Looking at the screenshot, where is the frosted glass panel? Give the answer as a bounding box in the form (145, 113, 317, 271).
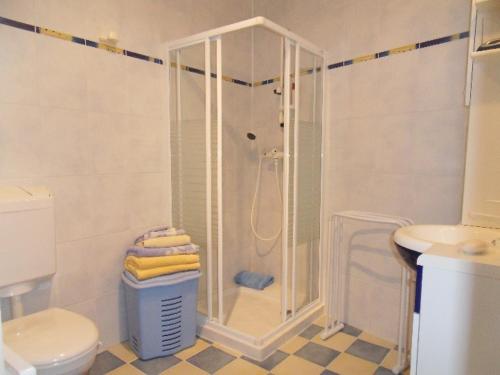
(169, 42, 218, 320)
(294, 49, 323, 312)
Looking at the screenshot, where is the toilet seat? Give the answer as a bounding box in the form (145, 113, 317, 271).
(3, 308, 99, 371)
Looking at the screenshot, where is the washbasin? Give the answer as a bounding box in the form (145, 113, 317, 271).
(393, 225, 500, 270)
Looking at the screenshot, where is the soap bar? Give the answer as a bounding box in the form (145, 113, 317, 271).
(458, 239, 489, 255)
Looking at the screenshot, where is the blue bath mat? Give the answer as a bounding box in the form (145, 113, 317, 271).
(234, 271, 274, 290)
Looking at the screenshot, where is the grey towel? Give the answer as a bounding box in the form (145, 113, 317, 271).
(126, 243, 200, 257)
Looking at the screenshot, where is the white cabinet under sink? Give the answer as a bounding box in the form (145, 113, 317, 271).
(411, 245, 500, 375)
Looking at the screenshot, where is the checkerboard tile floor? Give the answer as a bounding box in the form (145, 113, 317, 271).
(90, 317, 411, 375)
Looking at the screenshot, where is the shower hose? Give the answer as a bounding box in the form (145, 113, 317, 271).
(250, 156, 283, 241)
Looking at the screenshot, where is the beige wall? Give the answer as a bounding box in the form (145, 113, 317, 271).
(255, 0, 471, 341)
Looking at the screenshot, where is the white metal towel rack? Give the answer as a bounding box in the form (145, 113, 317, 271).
(321, 211, 414, 374)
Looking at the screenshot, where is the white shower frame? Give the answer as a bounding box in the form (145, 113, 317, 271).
(165, 17, 327, 360)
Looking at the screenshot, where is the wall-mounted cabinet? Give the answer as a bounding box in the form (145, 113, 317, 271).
(462, 0, 500, 228)
(466, 0, 500, 104)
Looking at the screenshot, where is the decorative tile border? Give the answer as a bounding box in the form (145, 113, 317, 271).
(0, 15, 163, 65)
(254, 30, 469, 87)
(1, 15, 468, 89)
(326, 31, 469, 71)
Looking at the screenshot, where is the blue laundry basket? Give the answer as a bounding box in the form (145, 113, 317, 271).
(122, 271, 200, 360)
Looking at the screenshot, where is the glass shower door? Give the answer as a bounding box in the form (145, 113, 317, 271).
(169, 40, 219, 322)
(288, 45, 324, 315)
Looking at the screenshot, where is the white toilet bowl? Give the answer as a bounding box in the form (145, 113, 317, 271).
(3, 308, 100, 375)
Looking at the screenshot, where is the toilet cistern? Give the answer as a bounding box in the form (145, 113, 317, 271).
(0, 186, 56, 318)
(0, 186, 100, 375)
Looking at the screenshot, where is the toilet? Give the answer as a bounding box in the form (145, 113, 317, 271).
(0, 186, 100, 374)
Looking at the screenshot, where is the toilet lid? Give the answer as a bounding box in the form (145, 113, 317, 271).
(3, 308, 99, 367)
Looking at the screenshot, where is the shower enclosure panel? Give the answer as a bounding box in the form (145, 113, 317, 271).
(167, 17, 326, 360)
(293, 47, 323, 314)
(169, 40, 220, 322)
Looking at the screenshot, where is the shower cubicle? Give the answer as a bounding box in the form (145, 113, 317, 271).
(166, 17, 325, 359)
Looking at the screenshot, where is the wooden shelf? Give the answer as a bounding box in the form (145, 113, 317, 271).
(471, 47, 500, 59)
(475, 0, 500, 10)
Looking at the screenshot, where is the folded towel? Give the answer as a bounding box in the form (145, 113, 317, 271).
(125, 262, 201, 280)
(134, 226, 186, 244)
(137, 234, 191, 248)
(125, 254, 199, 270)
(127, 243, 199, 257)
(234, 271, 274, 290)
(123, 270, 199, 285)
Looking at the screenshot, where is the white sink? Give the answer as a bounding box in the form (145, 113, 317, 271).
(394, 225, 500, 269)
(394, 225, 500, 253)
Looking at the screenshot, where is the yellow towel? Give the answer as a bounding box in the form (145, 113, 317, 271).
(138, 234, 191, 248)
(125, 262, 200, 280)
(125, 254, 199, 270)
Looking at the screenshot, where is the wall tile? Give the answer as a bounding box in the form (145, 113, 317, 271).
(126, 115, 165, 173)
(37, 36, 88, 110)
(127, 58, 166, 117)
(413, 174, 464, 224)
(95, 289, 129, 348)
(34, 0, 88, 39)
(86, 48, 130, 114)
(328, 67, 351, 121)
(53, 238, 97, 306)
(348, 59, 383, 118)
(0, 103, 43, 178)
(0, 105, 91, 178)
(345, 0, 383, 58)
(0, 26, 39, 105)
(20, 279, 58, 316)
(414, 40, 468, 112)
(414, 0, 471, 41)
(0, 0, 37, 24)
(91, 174, 130, 236)
(376, 52, 419, 116)
(39, 107, 92, 176)
(412, 108, 467, 176)
(117, 0, 162, 56)
(128, 173, 169, 230)
(373, 114, 415, 175)
(44, 175, 96, 242)
(91, 231, 132, 296)
(89, 112, 130, 174)
(332, 116, 378, 171)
